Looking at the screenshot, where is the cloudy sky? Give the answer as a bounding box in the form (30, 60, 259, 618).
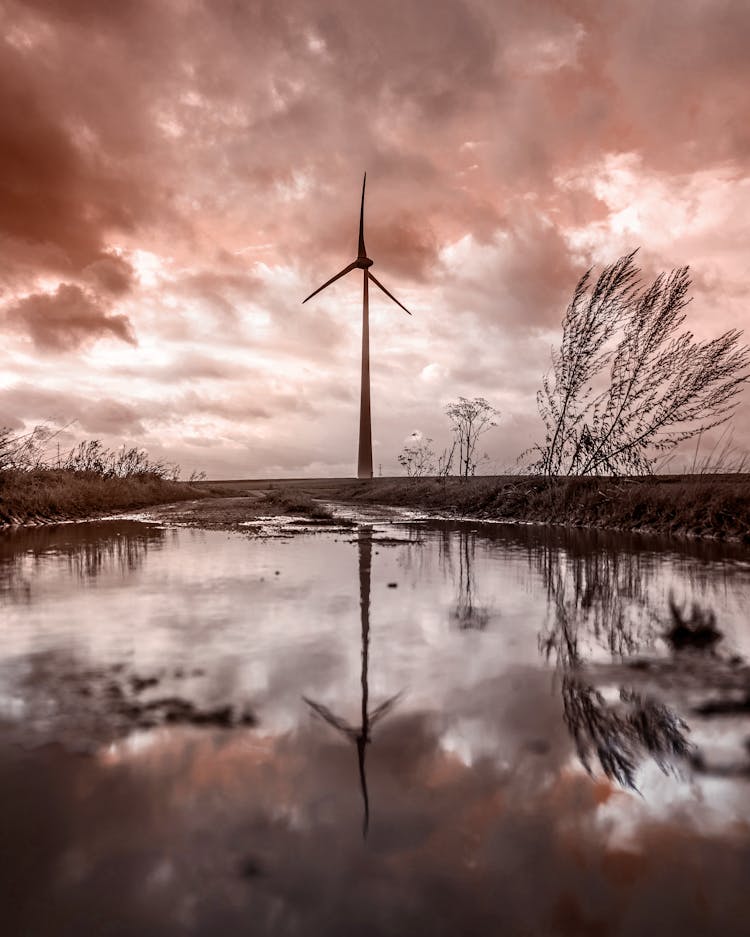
(2, 0, 748, 478)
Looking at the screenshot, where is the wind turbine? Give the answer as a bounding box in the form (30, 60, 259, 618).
(302, 174, 412, 479)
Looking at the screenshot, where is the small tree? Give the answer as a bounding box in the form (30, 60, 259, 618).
(445, 397, 499, 477)
(532, 251, 750, 476)
(398, 434, 436, 477)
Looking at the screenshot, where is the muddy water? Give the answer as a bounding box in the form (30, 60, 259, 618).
(1, 514, 750, 935)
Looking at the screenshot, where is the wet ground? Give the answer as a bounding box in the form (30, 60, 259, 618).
(1, 501, 750, 935)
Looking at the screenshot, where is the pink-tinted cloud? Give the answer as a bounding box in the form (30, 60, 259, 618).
(6, 284, 136, 352)
(83, 253, 135, 296)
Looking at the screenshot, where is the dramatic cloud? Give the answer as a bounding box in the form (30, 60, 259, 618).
(1, 0, 748, 475)
(83, 253, 136, 296)
(5, 284, 136, 352)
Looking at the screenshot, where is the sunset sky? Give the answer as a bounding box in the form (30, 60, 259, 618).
(2, 0, 749, 478)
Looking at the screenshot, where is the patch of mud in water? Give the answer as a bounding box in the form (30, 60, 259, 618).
(0, 654, 258, 751)
(238, 515, 359, 537)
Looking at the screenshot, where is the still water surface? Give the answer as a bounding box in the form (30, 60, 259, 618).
(1, 514, 750, 935)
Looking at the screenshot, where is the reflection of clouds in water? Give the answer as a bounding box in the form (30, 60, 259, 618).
(2, 706, 750, 937)
(3, 519, 750, 773)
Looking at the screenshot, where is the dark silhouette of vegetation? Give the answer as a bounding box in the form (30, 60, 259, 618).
(446, 396, 499, 477)
(562, 679, 692, 790)
(539, 545, 694, 789)
(2, 424, 183, 479)
(664, 595, 723, 651)
(0, 423, 59, 471)
(398, 435, 439, 477)
(61, 439, 181, 480)
(530, 252, 750, 476)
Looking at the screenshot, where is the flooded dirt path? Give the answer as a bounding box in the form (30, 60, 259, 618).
(1, 509, 750, 935)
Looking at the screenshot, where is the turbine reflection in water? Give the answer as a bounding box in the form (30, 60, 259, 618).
(304, 526, 402, 837)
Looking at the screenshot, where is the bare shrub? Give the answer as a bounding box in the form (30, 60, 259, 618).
(398, 435, 436, 477)
(445, 397, 499, 477)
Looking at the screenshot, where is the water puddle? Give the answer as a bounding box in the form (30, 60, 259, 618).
(1, 514, 749, 934)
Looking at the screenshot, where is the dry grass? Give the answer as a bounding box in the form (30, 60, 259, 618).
(0, 468, 208, 526)
(322, 474, 750, 542)
(260, 489, 335, 520)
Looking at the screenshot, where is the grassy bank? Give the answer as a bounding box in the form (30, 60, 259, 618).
(0, 468, 208, 527)
(228, 474, 750, 543)
(5, 469, 742, 541)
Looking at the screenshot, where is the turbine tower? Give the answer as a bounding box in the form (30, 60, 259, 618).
(302, 174, 412, 479)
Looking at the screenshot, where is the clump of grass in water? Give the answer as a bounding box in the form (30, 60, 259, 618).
(664, 595, 723, 651)
(262, 489, 335, 520)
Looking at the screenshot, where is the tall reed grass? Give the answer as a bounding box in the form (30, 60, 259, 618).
(0, 425, 205, 526)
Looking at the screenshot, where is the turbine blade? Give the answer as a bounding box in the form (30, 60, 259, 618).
(358, 172, 367, 258)
(367, 271, 412, 315)
(302, 261, 358, 304)
(368, 691, 403, 727)
(303, 697, 357, 739)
